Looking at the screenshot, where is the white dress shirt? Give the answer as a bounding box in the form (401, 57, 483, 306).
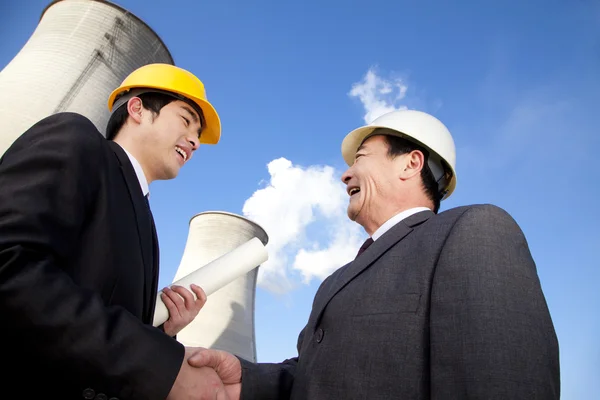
(371, 207, 431, 241)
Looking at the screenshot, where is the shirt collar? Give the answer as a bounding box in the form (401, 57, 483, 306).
(117, 144, 149, 197)
(371, 207, 431, 241)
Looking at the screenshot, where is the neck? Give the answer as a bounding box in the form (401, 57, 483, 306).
(361, 198, 432, 236)
(113, 134, 154, 184)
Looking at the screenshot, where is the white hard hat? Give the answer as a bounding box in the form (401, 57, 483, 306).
(341, 109, 457, 199)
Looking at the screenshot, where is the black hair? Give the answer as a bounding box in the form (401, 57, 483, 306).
(105, 91, 204, 141)
(381, 133, 443, 213)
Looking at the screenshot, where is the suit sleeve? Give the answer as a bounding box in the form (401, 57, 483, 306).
(429, 204, 560, 399)
(157, 322, 177, 339)
(236, 264, 341, 398)
(238, 330, 301, 400)
(0, 113, 183, 400)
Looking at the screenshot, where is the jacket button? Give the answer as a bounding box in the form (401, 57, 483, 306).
(95, 394, 107, 400)
(315, 328, 324, 343)
(82, 388, 95, 399)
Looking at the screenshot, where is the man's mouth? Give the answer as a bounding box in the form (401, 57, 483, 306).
(175, 146, 188, 162)
(348, 187, 360, 196)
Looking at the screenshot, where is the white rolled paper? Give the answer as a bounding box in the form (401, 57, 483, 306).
(153, 237, 268, 327)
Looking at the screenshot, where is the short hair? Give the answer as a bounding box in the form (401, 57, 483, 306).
(105, 91, 204, 141)
(381, 133, 443, 213)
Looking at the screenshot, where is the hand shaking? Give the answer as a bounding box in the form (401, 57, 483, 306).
(186, 348, 242, 400)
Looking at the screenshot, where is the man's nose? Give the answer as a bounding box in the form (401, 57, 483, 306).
(341, 167, 352, 184)
(188, 135, 199, 151)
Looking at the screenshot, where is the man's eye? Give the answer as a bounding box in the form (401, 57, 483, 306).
(182, 116, 189, 126)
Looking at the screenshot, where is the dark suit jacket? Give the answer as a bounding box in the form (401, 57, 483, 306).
(239, 205, 560, 399)
(0, 112, 183, 399)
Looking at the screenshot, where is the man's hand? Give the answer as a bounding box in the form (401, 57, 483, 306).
(162, 284, 207, 337)
(166, 348, 229, 400)
(188, 348, 242, 400)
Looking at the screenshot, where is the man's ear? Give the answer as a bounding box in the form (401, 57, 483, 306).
(126, 97, 144, 124)
(398, 150, 425, 180)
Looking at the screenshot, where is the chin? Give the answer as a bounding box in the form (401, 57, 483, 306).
(168, 164, 182, 178)
(347, 208, 358, 222)
(159, 169, 179, 181)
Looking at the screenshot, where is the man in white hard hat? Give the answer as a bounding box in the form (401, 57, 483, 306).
(188, 110, 560, 399)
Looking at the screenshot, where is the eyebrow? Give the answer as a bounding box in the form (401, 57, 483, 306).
(181, 105, 203, 138)
(182, 105, 199, 124)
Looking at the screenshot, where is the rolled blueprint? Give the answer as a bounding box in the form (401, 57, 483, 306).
(153, 237, 268, 327)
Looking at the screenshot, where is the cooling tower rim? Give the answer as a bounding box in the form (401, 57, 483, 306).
(189, 211, 269, 246)
(40, 0, 174, 64)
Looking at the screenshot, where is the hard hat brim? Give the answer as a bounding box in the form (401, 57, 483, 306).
(341, 124, 457, 200)
(108, 84, 221, 145)
(341, 125, 379, 167)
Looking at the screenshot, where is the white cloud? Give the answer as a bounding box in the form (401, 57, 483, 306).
(241, 67, 412, 294)
(292, 225, 364, 283)
(348, 66, 409, 123)
(242, 158, 366, 294)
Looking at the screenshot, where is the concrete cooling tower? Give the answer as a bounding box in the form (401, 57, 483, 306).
(0, 0, 173, 156)
(172, 212, 269, 363)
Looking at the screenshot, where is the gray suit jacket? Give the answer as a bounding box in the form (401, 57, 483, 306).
(239, 204, 560, 399)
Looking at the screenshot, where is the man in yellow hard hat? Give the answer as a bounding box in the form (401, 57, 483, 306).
(0, 64, 229, 399)
(188, 109, 560, 400)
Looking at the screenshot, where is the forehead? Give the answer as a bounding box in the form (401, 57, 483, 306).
(167, 100, 199, 120)
(357, 135, 388, 152)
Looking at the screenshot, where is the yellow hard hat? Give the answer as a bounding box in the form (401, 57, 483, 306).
(107, 63, 221, 145)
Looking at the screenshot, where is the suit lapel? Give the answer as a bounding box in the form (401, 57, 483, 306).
(108, 141, 155, 323)
(313, 210, 434, 324)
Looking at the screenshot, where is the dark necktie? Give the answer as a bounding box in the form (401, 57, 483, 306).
(143, 194, 160, 321)
(145, 194, 157, 233)
(355, 237, 374, 258)
(144, 195, 159, 267)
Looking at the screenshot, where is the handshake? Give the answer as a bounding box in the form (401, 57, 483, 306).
(166, 346, 243, 400)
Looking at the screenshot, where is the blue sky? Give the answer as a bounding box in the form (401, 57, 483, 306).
(2, 0, 599, 398)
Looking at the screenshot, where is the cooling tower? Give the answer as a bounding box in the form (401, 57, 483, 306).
(173, 212, 269, 362)
(0, 0, 173, 156)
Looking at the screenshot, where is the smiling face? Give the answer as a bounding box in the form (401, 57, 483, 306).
(340, 134, 429, 234)
(129, 97, 202, 182)
(341, 135, 401, 229)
